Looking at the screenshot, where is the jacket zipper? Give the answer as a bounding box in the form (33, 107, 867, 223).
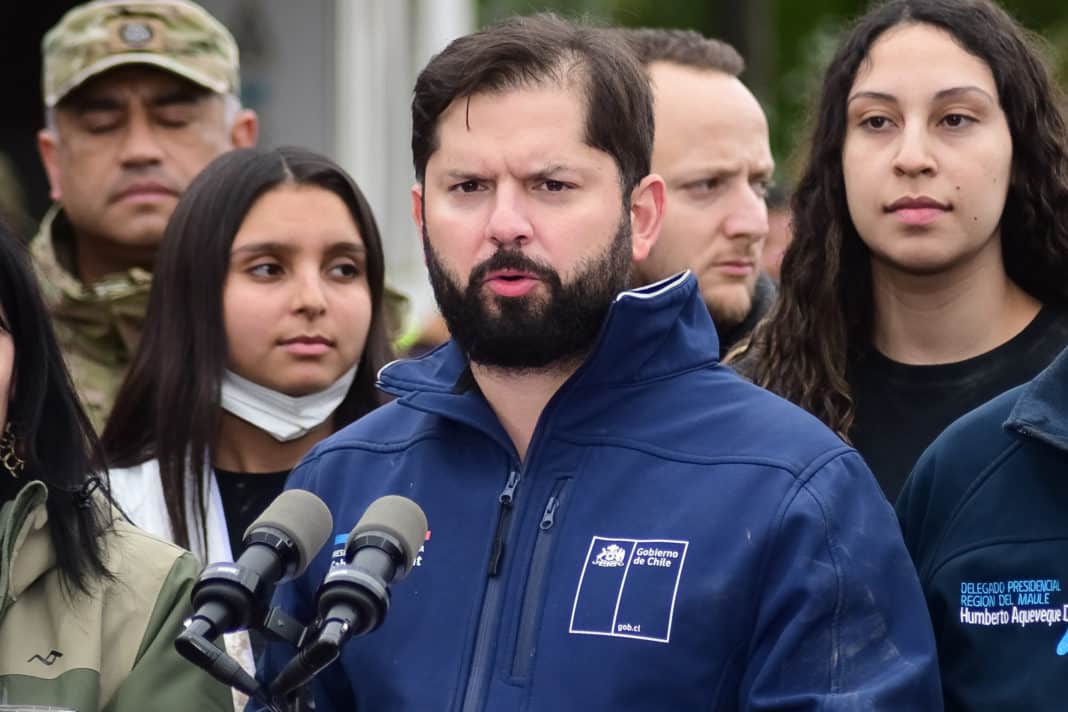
(489, 469, 521, 576)
(511, 479, 568, 680)
(460, 466, 522, 712)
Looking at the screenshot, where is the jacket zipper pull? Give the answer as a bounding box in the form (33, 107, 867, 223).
(539, 496, 560, 531)
(489, 469, 521, 577)
(499, 469, 521, 506)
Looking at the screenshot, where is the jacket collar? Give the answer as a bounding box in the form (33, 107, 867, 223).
(1004, 345, 1068, 453)
(378, 271, 717, 423)
(0, 481, 53, 619)
(30, 205, 152, 365)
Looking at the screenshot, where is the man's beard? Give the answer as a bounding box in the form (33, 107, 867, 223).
(705, 279, 758, 330)
(423, 213, 632, 372)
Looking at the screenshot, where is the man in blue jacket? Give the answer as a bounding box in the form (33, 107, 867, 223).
(898, 343, 1068, 711)
(254, 14, 941, 710)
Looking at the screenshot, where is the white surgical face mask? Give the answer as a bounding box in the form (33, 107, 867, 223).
(219, 365, 358, 442)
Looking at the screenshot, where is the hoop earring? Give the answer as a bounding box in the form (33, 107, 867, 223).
(0, 423, 24, 478)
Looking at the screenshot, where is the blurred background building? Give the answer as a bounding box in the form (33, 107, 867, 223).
(2, 0, 1066, 325)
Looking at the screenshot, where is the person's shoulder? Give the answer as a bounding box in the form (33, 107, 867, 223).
(49, 329, 123, 432)
(282, 400, 441, 494)
(1014, 302, 1068, 358)
(909, 383, 1023, 493)
(107, 515, 189, 558)
(689, 372, 894, 507)
(703, 367, 854, 466)
(108, 459, 158, 489)
(1041, 301, 1068, 329)
(104, 515, 197, 587)
(593, 362, 858, 488)
(28, 211, 75, 303)
(316, 398, 443, 455)
(896, 383, 1026, 566)
(107, 459, 168, 532)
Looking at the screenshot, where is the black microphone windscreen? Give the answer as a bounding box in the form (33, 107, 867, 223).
(351, 495, 428, 570)
(243, 489, 333, 577)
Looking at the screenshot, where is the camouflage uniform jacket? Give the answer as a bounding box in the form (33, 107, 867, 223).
(30, 206, 151, 432)
(0, 480, 234, 710)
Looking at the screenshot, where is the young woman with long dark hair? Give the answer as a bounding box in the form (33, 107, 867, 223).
(735, 0, 1068, 500)
(102, 146, 393, 564)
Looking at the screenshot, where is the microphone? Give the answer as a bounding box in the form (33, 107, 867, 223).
(176, 489, 333, 711)
(318, 495, 428, 636)
(268, 495, 427, 699)
(183, 489, 334, 640)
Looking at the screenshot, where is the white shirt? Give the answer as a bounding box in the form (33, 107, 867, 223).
(108, 458, 232, 564)
(107, 458, 252, 710)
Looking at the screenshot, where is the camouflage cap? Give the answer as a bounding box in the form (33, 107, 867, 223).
(43, 0, 240, 108)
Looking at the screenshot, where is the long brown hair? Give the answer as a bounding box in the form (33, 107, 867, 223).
(102, 147, 393, 551)
(737, 0, 1068, 438)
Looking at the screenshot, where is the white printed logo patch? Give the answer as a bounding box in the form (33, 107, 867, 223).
(592, 544, 627, 568)
(957, 576, 1068, 655)
(569, 536, 688, 644)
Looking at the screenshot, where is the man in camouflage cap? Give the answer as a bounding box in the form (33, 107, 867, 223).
(32, 0, 258, 431)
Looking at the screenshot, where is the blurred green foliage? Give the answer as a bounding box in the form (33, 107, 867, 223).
(479, 0, 1068, 189)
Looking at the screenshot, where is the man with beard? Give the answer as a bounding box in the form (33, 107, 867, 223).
(31, 0, 258, 431)
(253, 14, 940, 711)
(623, 29, 776, 358)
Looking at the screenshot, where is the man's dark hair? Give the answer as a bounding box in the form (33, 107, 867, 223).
(102, 146, 394, 552)
(0, 222, 113, 595)
(411, 12, 654, 195)
(620, 28, 745, 76)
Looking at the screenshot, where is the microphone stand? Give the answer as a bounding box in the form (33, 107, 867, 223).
(267, 617, 345, 705)
(176, 605, 313, 712)
(176, 623, 279, 711)
(267, 563, 389, 701)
